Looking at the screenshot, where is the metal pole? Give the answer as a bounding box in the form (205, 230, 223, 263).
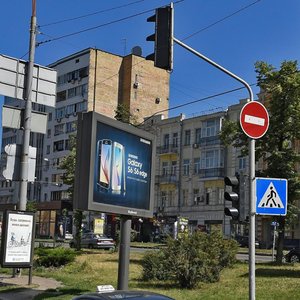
(117, 215, 131, 290)
(173, 37, 256, 300)
(19, 0, 37, 211)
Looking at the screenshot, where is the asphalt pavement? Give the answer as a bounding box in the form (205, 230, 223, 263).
(0, 273, 62, 300)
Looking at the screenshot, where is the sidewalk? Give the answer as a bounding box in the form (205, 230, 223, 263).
(0, 273, 62, 300)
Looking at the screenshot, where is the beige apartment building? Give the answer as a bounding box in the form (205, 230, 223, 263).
(0, 47, 170, 238)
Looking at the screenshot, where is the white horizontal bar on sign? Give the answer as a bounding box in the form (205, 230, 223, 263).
(244, 114, 265, 127)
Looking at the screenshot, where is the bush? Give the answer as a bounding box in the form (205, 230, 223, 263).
(141, 231, 238, 289)
(35, 247, 76, 268)
(141, 251, 170, 281)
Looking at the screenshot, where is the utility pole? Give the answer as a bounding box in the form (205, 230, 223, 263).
(19, 0, 37, 211)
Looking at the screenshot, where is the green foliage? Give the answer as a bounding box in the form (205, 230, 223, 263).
(220, 60, 300, 263)
(141, 231, 238, 289)
(114, 103, 137, 124)
(26, 200, 37, 212)
(73, 210, 84, 251)
(35, 247, 76, 268)
(59, 134, 77, 199)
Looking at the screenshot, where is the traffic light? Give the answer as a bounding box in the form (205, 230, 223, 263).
(146, 4, 173, 71)
(224, 176, 240, 221)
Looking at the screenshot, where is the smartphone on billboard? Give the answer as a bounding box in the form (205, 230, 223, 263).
(98, 139, 112, 189)
(112, 142, 124, 192)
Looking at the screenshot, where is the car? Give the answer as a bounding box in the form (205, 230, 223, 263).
(72, 286, 175, 300)
(70, 233, 115, 250)
(65, 232, 73, 240)
(235, 235, 260, 248)
(284, 248, 300, 263)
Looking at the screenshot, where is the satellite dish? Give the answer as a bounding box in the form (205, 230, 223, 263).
(131, 46, 142, 57)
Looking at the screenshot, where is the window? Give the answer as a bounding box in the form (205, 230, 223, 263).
(195, 128, 201, 143)
(55, 107, 65, 119)
(217, 188, 224, 204)
(67, 84, 88, 99)
(76, 101, 86, 112)
(163, 134, 169, 149)
(161, 191, 167, 208)
(201, 149, 224, 169)
(51, 191, 62, 201)
(46, 145, 50, 154)
(53, 157, 61, 166)
(65, 139, 71, 150)
(66, 121, 77, 133)
(56, 90, 67, 102)
(193, 189, 200, 205)
(54, 124, 64, 135)
(183, 159, 190, 176)
(194, 157, 201, 174)
(66, 104, 76, 115)
(47, 129, 51, 138)
(172, 132, 178, 147)
(48, 113, 52, 121)
(184, 130, 191, 145)
(239, 157, 247, 170)
(53, 140, 64, 152)
(182, 189, 188, 206)
(206, 188, 212, 205)
(171, 161, 177, 175)
(162, 161, 168, 176)
(203, 119, 219, 137)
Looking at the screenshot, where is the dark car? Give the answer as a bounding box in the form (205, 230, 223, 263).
(284, 248, 300, 263)
(235, 235, 260, 248)
(70, 233, 115, 250)
(72, 290, 175, 300)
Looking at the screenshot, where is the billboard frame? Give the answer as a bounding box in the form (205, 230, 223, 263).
(0, 210, 35, 268)
(74, 112, 156, 218)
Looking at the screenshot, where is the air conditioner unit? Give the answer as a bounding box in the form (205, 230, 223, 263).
(193, 143, 199, 149)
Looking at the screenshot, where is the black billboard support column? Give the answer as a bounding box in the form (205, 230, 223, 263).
(117, 215, 131, 290)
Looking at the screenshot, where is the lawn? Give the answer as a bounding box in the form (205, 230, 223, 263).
(2, 249, 300, 299)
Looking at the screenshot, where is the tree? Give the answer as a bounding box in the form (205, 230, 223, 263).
(59, 134, 83, 251)
(114, 103, 137, 124)
(221, 60, 300, 263)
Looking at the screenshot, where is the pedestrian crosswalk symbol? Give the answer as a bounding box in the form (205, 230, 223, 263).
(256, 178, 287, 216)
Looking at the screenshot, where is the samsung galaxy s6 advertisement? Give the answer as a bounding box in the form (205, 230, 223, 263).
(74, 112, 155, 218)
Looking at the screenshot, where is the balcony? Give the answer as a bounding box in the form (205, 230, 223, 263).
(198, 136, 221, 147)
(198, 167, 224, 179)
(155, 174, 179, 185)
(156, 145, 179, 155)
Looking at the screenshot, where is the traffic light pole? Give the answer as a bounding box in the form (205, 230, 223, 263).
(173, 37, 256, 300)
(19, 0, 36, 211)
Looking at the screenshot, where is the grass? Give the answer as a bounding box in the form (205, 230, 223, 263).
(1, 249, 300, 299)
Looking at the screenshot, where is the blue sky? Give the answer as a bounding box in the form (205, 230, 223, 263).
(1, 0, 300, 118)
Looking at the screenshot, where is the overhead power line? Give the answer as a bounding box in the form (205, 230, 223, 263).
(37, 0, 185, 46)
(137, 83, 257, 127)
(39, 0, 146, 28)
(182, 0, 262, 41)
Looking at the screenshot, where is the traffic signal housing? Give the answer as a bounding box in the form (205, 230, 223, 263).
(146, 4, 173, 71)
(224, 176, 240, 221)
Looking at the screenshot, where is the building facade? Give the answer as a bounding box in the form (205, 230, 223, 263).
(0, 47, 170, 238)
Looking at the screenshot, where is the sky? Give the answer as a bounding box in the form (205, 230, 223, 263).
(1, 0, 300, 119)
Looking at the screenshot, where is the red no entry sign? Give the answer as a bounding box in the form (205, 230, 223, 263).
(240, 101, 269, 139)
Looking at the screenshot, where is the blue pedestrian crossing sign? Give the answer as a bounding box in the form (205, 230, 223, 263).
(256, 177, 288, 216)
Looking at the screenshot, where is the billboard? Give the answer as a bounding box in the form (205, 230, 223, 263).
(0, 210, 35, 268)
(74, 112, 155, 218)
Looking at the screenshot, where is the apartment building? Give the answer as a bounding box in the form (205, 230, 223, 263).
(143, 109, 229, 237)
(0, 47, 170, 238)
